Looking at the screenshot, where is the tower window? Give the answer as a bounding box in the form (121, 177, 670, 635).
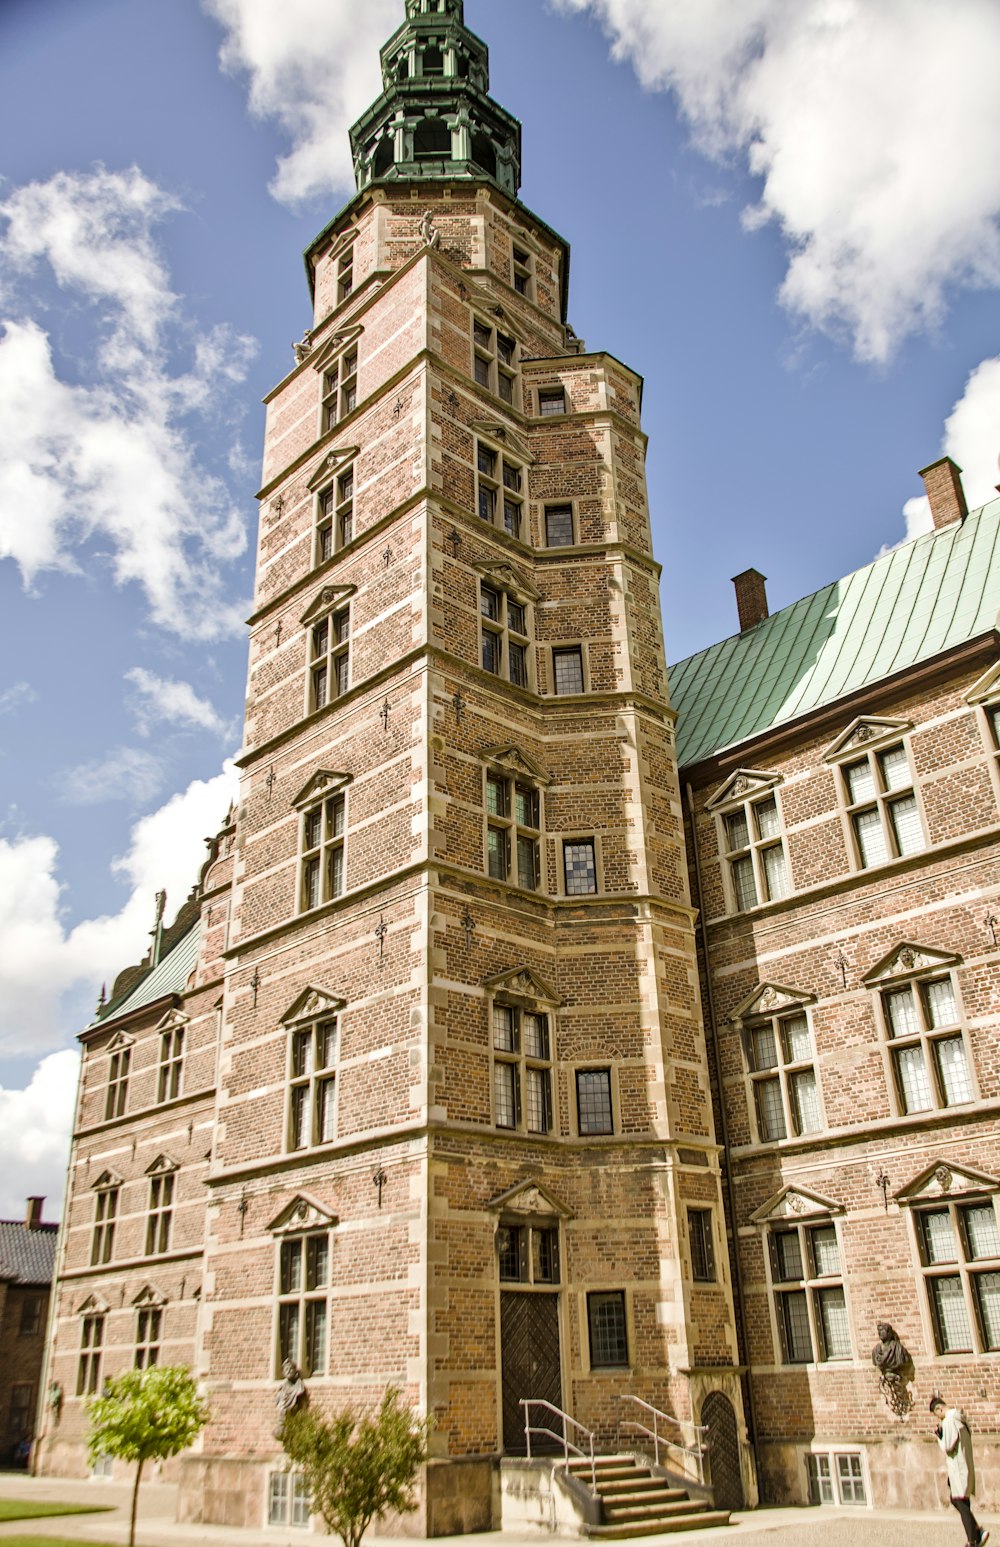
(316, 466, 354, 564)
(321, 349, 358, 433)
(475, 439, 523, 537)
(288, 1017, 339, 1151)
(576, 1067, 613, 1133)
(588, 1291, 628, 1367)
(276, 1231, 330, 1378)
(552, 646, 584, 695)
(563, 837, 597, 895)
(310, 606, 350, 712)
(512, 245, 533, 299)
(157, 1024, 184, 1103)
(337, 248, 354, 304)
(105, 1043, 131, 1120)
(471, 133, 496, 177)
(146, 1171, 175, 1256)
(300, 793, 346, 912)
(421, 46, 444, 77)
(472, 320, 517, 404)
(492, 1003, 553, 1132)
(414, 119, 451, 160)
(91, 1185, 119, 1267)
(538, 387, 566, 417)
(485, 768, 541, 890)
(480, 580, 531, 689)
(688, 1209, 716, 1282)
(544, 504, 574, 547)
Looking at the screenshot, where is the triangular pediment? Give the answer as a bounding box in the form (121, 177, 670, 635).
(281, 985, 347, 1025)
(311, 325, 364, 374)
(474, 560, 540, 603)
(306, 446, 360, 492)
(487, 1178, 573, 1219)
(300, 584, 356, 627)
(480, 745, 549, 785)
(92, 1169, 124, 1192)
(895, 1161, 1000, 1206)
(78, 1293, 110, 1316)
(730, 981, 815, 1022)
(268, 1193, 339, 1236)
(145, 1153, 179, 1177)
(469, 419, 533, 464)
(291, 769, 353, 811)
(751, 1184, 844, 1225)
(862, 941, 961, 987)
(132, 1285, 167, 1308)
(825, 717, 913, 761)
(106, 1030, 135, 1052)
(155, 1008, 189, 1033)
(706, 769, 782, 811)
(482, 964, 561, 1006)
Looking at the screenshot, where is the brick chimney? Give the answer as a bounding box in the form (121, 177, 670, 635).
(732, 568, 769, 633)
(25, 1196, 44, 1230)
(919, 456, 967, 529)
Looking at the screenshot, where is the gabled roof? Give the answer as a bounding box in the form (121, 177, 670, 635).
(0, 1219, 58, 1286)
(91, 921, 200, 1029)
(669, 500, 1000, 768)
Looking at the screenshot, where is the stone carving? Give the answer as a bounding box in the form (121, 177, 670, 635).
(731, 776, 751, 797)
(872, 1322, 914, 1417)
(292, 333, 312, 364)
(419, 210, 441, 250)
(854, 723, 875, 743)
(934, 1165, 953, 1192)
(899, 947, 915, 969)
(785, 1194, 807, 1215)
(274, 1359, 307, 1436)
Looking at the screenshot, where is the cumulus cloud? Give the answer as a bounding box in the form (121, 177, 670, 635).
(202, 0, 397, 204)
(0, 1053, 79, 1222)
(555, 0, 1000, 363)
(0, 167, 256, 637)
(125, 666, 234, 739)
(59, 747, 167, 807)
(896, 352, 1000, 545)
(0, 764, 237, 1056)
(0, 682, 37, 716)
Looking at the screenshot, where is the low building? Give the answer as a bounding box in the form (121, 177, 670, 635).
(672, 459, 1000, 1511)
(0, 1198, 58, 1468)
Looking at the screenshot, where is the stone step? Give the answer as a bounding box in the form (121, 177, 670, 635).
(586, 1511, 732, 1538)
(576, 1465, 654, 1486)
(603, 1498, 711, 1523)
(600, 1486, 690, 1507)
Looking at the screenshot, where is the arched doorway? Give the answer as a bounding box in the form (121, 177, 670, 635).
(702, 1391, 744, 1512)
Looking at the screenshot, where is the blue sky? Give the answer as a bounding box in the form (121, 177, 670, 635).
(1, 0, 998, 1217)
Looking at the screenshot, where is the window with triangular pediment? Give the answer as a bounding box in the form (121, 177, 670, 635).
(735, 985, 822, 1144)
(864, 944, 976, 1118)
(896, 1162, 1000, 1356)
(709, 770, 789, 913)
(827, 720, 924, 871)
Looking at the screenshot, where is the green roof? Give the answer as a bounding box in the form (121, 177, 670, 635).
(89, 921, 200, 1030)
(669, 499, 1000, 768)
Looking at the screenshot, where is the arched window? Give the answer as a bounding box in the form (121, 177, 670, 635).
(471, 133, 496, 178)
(413, 119, 451, 160)
(373, 137, 394, 178)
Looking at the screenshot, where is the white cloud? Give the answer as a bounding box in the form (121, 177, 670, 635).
(125, 666, 233, 739)
(0, 764, 237, 1056)
(0, 1053, 79, 1222)
(201, 0, 398, 204)
(0, 167, 256, 638)
(0, 682, 37, 716)
(60, 747, 167, 806)
(555, 0, 1000, 363)
(890, 351, 1000, 549)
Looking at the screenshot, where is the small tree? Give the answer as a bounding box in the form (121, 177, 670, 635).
(281, 1387, 429, 1547)
(87, 1365, 209, 1547)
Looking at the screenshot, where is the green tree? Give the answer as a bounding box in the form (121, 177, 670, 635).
(280, 1387, 429, 1547)
(87, 1365, 209, 1547)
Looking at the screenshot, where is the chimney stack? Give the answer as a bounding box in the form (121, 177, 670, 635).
(732, 568, 769, 633)
(919, 457, 967, 529)
(25, 1196, 44, 1230)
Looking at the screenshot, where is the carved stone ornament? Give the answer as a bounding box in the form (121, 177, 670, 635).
(899, 947, 916, 969)
(419, 210, 441, 250)
(274, 1359, 307, 1437)
(757, 987, 779, 1012)
(854, 724, 875, 743)
(934, 1165, 953, 1192)
(785, 1194, 807, 1215)
(731, 776, 751, 797)
(872, 1322, 914, 1418)
(292, 334, 312, 364)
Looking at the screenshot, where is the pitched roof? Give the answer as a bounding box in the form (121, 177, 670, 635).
(89, 921, 201, 1030)
(669, 499, 1000, 768)
(0, 1219, 58, 1286)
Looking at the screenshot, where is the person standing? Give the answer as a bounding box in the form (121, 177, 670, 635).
(931, 1396, 989, 1547)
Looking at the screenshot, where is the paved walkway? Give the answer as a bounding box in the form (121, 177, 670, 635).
(0, 1472, 995, 1547)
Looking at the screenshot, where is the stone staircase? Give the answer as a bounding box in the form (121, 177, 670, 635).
(566, 1454, 731, 1537)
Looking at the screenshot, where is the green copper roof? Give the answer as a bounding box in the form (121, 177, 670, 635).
(89, 921, 200, 1030)
(669, 499, 1000, 768)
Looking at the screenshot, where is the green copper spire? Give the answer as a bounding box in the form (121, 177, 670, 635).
(349, 0, 522, 196)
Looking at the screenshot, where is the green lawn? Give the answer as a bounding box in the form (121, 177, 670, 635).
(0, 1500, 114, 1521)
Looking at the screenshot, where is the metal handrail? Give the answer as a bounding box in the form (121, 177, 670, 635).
(616, 1394, 709, 1485)
(520, 1399, 597, 1492)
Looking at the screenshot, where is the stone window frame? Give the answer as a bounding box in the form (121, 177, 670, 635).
(270, 1197, 338, 1381)
(472, 316, 518, 406)
(90, 1171, 121, 1267)
(104, 1032, 133, 1122)
(293, 772, 352, 916)
(156, 1014, 185, 1105)
(966, 663, 1000, 812)
(8, 1383, 34, 1442)
(760, 1204, 852, 1367)
(537, 385, 567, 418)
(732, 984, 823, 1147)
(496, 1215, 561, 1285)
(133, 1289, 165, 1370)
(475, 436, 525, 540)
(897, 1165, 1000, 1358)
(825, 718, 926, 873)
(511, 242, 534, 300)
(145, 1158, 177, 1257)
(485, 767, 543, 891)
(687, 1207, 717, 1283)
(479, 574, 532, 691)
(561, 834, 601, 897)
(707, 770, 789, 914)
(300, 582, 356, 718)
(543, 500, 576, 548)
(863, 944, 977, 1119)
(586, 1289, 630, 1370)
(76, 1300, 108, 1396)
(19, 1296, 43, 1337)
(573, 1065, 616, 1137)
(804, 1448, 870, 1507)
(268, 1471, 312, 1530)
(320, 346, 358, 435)
(336, 243, 355, 305)
(551, 644, 586, 696)
(491, 1000, 554, 1136)
(286, 1011, 341, 1153)
(316, 463, 356, 565)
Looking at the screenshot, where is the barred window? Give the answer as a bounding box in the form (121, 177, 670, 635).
(485, 770, 541, 890)
(157, 1025, 184, 1103)
(915, 1196, 1000, 1354)
(310, 605, 350, 711)
(576, 1068, 613, 1135)
(77, 1313, 105, 1397)
(492, 1003, 553, 1134)
(288, 1018, 339, 1151)
(91, 1185, 119, 1267)
(300, 793, 346, 912)
(770, 1221, 851, 1364)
(747, 1009, 821, 1142)
(146, 1172, 175, 1256)
(588, 1290, 628, 1367)
(880, 971, 973, 1115)
(721, 792, 788, 911)
(105, 1043, 131, 1121)
(841, 741, 924, 868)
(277, 1231, 330, 1377)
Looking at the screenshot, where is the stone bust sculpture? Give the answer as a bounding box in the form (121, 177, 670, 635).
(274, 1359, 306, 1436)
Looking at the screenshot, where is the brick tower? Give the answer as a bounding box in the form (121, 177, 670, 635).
(41, 1, 751, 1531)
